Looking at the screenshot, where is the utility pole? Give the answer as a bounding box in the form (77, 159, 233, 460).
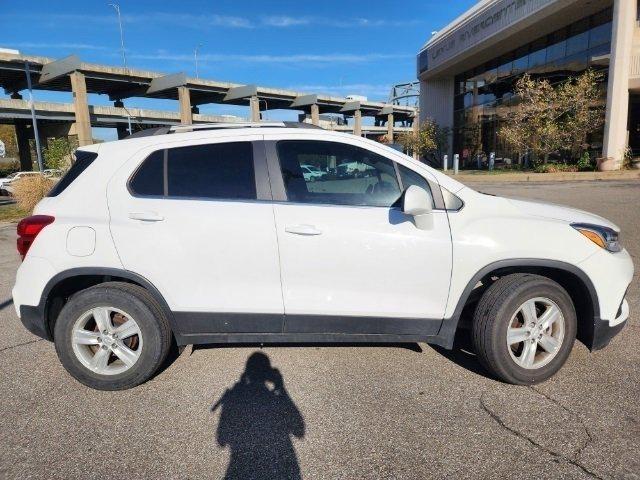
(109, 3, 132, 134)
(24, 62, 43, 171)
(108, 3, 127, 69)
(194, 43, 203, 79)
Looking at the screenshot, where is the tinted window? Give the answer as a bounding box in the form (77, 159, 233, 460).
(130, 150, 164, 196)
(397, 164, 434, 207)
(277, 140, 401, 207)
(48, 150, 98, 197)
(167, 142, 255, 199)
(129, 142, 256, 200)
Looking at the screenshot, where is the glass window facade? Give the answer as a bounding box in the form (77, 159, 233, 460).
(452, 8, 612, 167)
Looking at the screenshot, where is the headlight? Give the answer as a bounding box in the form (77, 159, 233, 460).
(571, 223, 621, 253)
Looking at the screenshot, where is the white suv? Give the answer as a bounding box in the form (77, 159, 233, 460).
(12, 123, 633, 390)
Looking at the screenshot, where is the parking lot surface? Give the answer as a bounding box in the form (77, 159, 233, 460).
(0, 180, 638, 479)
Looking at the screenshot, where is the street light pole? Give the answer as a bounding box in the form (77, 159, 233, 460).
(108, 3, 131, 134)
(24, 62, 44, 171)
(194, 43, 202, 79)
(108, 3, 127, 69)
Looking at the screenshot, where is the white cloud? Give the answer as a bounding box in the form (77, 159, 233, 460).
(131, 52, 412, 65)
(261, 16, 310, 27)
(7, 42, 108, 51)
(260, 15, 423, 28)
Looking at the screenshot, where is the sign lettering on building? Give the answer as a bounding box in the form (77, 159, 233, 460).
(419, 0, 555, 74)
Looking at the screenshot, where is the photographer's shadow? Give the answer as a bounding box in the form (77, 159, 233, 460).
(211, 352, 305, 480)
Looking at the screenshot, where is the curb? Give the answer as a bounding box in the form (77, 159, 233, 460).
(444, 170, 640, 183)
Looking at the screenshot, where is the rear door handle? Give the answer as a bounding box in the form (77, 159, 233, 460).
(128, 212, 165, 222)
(285, 224, 322, 236)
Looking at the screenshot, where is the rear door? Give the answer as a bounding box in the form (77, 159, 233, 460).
(266, 134, 452, 335)
(107, 135, 284, 334)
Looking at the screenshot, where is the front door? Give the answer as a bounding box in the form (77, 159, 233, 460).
(268, 137, 452, 335)
(107, 137, 284, 334)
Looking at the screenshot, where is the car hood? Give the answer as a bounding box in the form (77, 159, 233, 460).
(505, 196, 620, 231)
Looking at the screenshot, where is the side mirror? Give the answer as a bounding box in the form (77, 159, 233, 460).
(402, 185, 433, 217)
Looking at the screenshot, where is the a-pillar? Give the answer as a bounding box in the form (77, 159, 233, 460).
(14, 121, 33, 171)
(602, 0, 636, 168)
(387, 113, 394, 143)
(178, 86, 193, 125)
(70, 71, 92, 146)
(310, 104, 320, 126)
(353, 109, 362, 136)
(249, 96, 261, 122)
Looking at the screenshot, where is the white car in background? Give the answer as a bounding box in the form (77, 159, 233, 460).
(301, 164, 325, 182)
(11, 122, 633, 391)
(0, 171, 41, 195)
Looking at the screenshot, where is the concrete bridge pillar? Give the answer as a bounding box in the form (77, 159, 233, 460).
(116, 124, 129, 140)
(387, 113, 394, 143)
(14, 121, 33, 171)
(310, 104, 320, 126)
(353, 109, 362, 136)
(249, 96, 261, 122)
(178, 87, 193, 125)
(70, 71, 92, 146)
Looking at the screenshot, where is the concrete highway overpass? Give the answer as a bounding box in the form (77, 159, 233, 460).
(0, 51, 416, 169)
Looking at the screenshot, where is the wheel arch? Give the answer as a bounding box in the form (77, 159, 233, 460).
(437, 259, 600, 350)
(39, 268, 177, 340)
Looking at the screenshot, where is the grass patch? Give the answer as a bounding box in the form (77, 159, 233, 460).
(0, 204, 28, 223)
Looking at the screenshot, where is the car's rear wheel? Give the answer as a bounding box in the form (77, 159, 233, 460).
(54, 282, 172, 390)
(472, 273, 577, 385)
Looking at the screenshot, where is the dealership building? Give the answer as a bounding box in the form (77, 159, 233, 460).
(418, 0, 638, 168)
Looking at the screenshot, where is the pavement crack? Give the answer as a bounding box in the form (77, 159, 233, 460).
(479, 392, 604, 480)
(527, 385, 595, 463)
(0, 338, 43, 354)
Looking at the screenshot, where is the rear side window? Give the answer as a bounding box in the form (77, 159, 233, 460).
(47, 150, 98, 197)
(129, 142, 256, 200)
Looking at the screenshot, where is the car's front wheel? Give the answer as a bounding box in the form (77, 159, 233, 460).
(472, 273, 577, 385)
(54, 282, 172, 390)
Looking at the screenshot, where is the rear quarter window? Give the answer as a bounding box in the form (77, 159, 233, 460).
(48, 150, 98, 197)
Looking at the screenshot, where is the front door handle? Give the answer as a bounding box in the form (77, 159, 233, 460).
(128, 212, 165, 222)
(285, 224, 322, 236)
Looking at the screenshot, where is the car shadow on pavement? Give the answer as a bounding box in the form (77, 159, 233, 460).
(429, 328, 494, 380)
(0, 298, 13, 312)
(211, 352, 305, 480)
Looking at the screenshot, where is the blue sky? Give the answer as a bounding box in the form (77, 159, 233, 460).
(1, 0, 476, 139)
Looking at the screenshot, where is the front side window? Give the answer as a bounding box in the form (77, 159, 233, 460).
(130, 142, 256, 200)
(277, 140, 401, 207)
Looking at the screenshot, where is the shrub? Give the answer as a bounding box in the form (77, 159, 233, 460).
(533, 163, 579, 173)
(12, 175, 56, 212)
(577, 151, 594, 171)
(0, 160, 20, 178)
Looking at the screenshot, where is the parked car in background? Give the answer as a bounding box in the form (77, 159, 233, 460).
(12, 122, 633, 390)
(301, 164, 325, 182)
(0, 171, 41, 196)
(43, 169, 63, 178)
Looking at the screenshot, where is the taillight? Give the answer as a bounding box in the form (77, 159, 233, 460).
(17, 215, 55, 259)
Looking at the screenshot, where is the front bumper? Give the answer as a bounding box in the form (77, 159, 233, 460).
(591, 298, 629, 351)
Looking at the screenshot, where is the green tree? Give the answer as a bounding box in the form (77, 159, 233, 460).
(397, 118, 450, 166)
(43, 137, 78, 171)
(499, 70, 604, 163)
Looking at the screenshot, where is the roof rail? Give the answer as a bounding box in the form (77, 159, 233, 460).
(124, 121, 323, 139)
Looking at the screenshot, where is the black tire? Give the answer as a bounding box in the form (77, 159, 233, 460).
(54, 282, 173, 390)
(472, 273, 576, 385)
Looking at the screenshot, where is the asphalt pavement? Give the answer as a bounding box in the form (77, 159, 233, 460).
(0, 180, 638, 479)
